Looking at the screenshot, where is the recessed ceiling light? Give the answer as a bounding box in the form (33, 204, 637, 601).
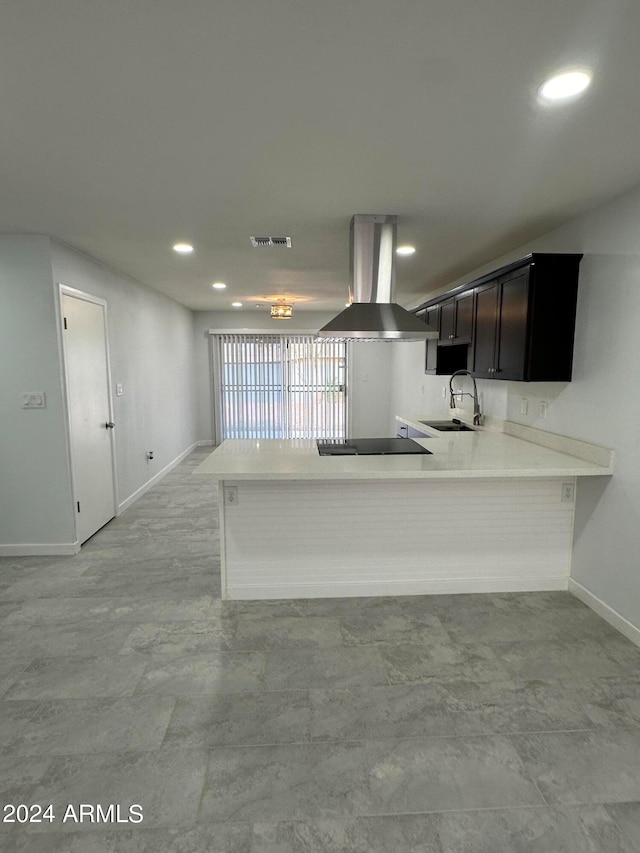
(231, 302, 243, 308)
(212, 282, 226, 289)
(396, 245, 416, 256)
(538, 69, 592, 102)
(173, 242, 194, 254)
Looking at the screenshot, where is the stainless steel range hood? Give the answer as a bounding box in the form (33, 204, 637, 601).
(317, 214, 438, 341)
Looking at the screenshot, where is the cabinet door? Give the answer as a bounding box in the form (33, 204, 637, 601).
(472, 281, 499, 377)
(440, 294, 473, 344)
(454, 291, 474, 343)
(495, 268, 529, 380)
(424, 305, 439, 372)
(439, 299, 455, 342)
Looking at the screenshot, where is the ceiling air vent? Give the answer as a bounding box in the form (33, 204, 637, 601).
(250, 236, 292, 247)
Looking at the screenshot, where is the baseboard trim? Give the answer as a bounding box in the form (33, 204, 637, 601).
(0, 541, 81, 557)
(117, 441, 207, 514)
(1, 442, 213, 558)
(224, 576, 569, 600)
(569, 579, 640, 649)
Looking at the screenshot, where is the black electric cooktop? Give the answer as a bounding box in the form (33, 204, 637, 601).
(317, 437, 432, 456)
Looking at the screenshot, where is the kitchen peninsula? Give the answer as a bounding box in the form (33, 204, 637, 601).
(196, 421, 613, 600)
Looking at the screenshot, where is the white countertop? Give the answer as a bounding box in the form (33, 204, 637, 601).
(195, 417, 614, 481)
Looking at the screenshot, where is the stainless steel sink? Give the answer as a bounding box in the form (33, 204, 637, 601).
(419, 419, 475, 432)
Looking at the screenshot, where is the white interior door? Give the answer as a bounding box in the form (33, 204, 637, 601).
(61, 291, 116, 544)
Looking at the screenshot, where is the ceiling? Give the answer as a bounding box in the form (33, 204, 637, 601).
(2, 0, 640, 313)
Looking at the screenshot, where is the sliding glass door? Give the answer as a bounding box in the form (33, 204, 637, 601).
(213, 334, 347, 441)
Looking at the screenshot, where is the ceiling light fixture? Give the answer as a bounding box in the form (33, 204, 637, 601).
(271, 301, 293, 319)
(231, 302, 243, 308)
(212, 282, 226, 289)
(538, 69, 592, 102)
(396, 245, 416, 256)
(172, 242, 194, 254)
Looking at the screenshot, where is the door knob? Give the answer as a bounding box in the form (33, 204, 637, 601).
(105, 421, 115, 429)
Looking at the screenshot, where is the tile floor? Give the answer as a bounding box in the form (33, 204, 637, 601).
(1, 447, 640, 851)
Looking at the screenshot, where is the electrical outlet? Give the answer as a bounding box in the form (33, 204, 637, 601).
(561, 483, 575, 503)
(21, 391, 46, 408)
(224, 486, 239, 506)
(520, 397, 529, 415)
(442, 386, 447, 398)
(540, 400, 548, 419)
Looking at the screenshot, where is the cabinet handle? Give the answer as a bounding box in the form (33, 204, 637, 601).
(449, 334, 455, 339)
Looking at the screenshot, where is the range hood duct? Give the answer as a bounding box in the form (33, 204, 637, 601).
(317, 214, 438, 341)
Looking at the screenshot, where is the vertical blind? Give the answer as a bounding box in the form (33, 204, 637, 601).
(213, 334, 347, 440)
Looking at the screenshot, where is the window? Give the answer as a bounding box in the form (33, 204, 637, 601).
(212, 334, 347, 441)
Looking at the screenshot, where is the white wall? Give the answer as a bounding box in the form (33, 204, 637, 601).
(51, 243, 199, 509)
(515, 187, 640, 631)
(347, 342, 393, 437)
(392, 181, 640, 633)
(0, 236, 76, 550)
(388, 343, 509, 433)
(192, 310, 393, 441)
(0, 237, 200, 553)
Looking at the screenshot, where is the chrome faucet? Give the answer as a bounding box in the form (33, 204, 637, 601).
(449, 369, 482, 426)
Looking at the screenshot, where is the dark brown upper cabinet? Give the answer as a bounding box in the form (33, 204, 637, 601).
(439, 291, 474, 345)
(416, 253, 582, 382)
(473, 267, 530, 380)
(422, 302, 470, 375)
